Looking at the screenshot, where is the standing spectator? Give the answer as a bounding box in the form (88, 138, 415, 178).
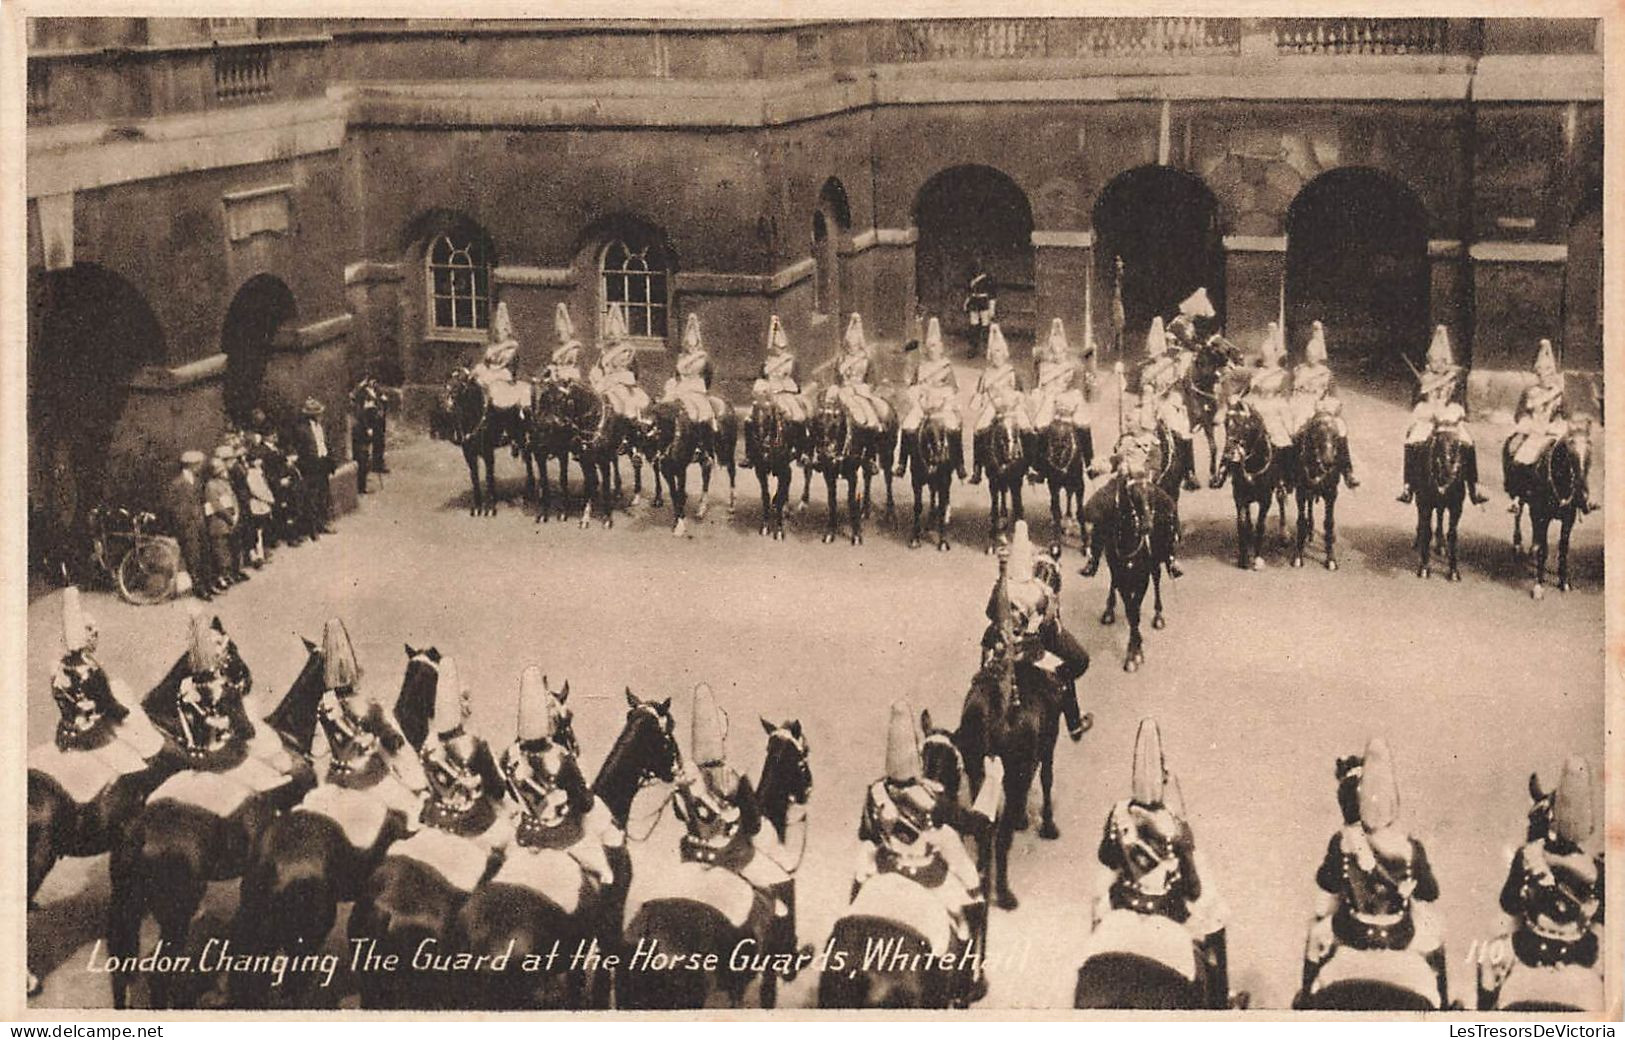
(964, 257, 996, 358)
(163, 450, 211, 600)
(349, 378, 390, 495)
(243, 440, 277, 566)
(220, 441, 255, 575)
(203, 455, 243, 594)
(293, 397, 336, 540)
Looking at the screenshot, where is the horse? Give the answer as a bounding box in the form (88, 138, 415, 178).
(573, 391, 644, 530)
(224, 645, 440, 1009)
(1098, 475, 1178, 673)
(1030, 418, 1092, 558)
(529, 377, 594, 524)
(348, 379, 390, 495)
(451, 687, 685, 1011)
(645, 401, 738, 537)
(1509, 420, 1592, 599)
(817, 710, 980, 1009)
(1292, 413, 1343, 571)
(807, 398, 896, 547)
(1182, 336, 1242, 479)
(955, 657, 1062, 910)
(439, 368, 535, 517)
(1074, 910, 1208, 1009)
(903, 413, 957, 551)
(1414, 427, 1467, 582)
(1216, 403, 1289, 571)
(979, 409, 1028, 551)
(617, 717, 813, 1010)
(744, 399, 804, 540)
(105, 642, 324, 1009)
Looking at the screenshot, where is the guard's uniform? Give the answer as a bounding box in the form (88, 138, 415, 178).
(310, 617, 428, 807)
(1287, 325, 1358, 489)
(1399, 326, 1488, 504)
(968, 327, 1027, 434)
(1502, 340, 1590, 512)
(1242, 324, 1297, 450)
(964, 269, 996, 353)
(661, 314, 726, 429)
(979, 521, 1089, 739)
(1306, 738, 1447, 1004)
(1080, 429, 1184, 579)
(826, 314, 890, 430)
(1029, 318, 1088, 430)
(1495, 757, 1604, 975)
(751, 315, 810, 422)
(471, 303, 530, 413)
(1136, 317, 1201, 492)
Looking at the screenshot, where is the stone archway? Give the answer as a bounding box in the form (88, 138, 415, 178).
(222, 274, 298, 426)
(914, 164, 1035, 348)
(813, 177, 852, 320)
(1092, 166, 1226, 355)
(1286, 167, 1429, 372)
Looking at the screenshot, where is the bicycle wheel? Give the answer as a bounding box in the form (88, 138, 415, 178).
(117, 541, 177, 605)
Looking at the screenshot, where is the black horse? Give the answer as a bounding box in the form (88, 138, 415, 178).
(1414, 428, 1468, 581)
(979, 410, 1027, 551)
(1182, 336, 1242, 479)
(439, 368, 535, 517)
(574, 392, 644, 530)
(902, 413, 957, 551)
(1292, 414, 1343, 571)
(1031, 418, 1092, 558)
(529, 378, 594, 524)
(807, 399, 896, 546)
(1214, 403, 1289, 570)
(744, 400, 805, 540)
(453, 688, 684, 1011)
(646, 401, 739, 537)
(1097, 475, 1178, 672)
(1508, 421, 1592, 599)
(349, 378, 390, 495)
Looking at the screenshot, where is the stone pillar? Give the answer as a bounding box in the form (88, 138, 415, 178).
(1032, 230, 1093, 364)
(1466, 241, 1568, 415)
(1222, 235, 1285, 353)
(1426, 239, 1469, 361)
(859, 227, 917, 345)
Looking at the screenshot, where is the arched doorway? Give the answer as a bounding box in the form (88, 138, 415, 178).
(1561, 189, 1602, 372)
(813, 177, 851, 318)
(914, 165, 1035, 348)
(222, 274, 297, 425)
(1286, 168, 1428, 373)
(1092, 166, 1225, 355)
(28, 263, 164, 576)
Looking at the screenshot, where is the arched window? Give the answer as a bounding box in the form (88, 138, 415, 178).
(426, 232, 491, 333)
(812, 211, 833, 314)
(601, 239, 669, 340)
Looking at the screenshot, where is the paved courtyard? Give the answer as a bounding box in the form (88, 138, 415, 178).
(26, 371, 1605, 1010)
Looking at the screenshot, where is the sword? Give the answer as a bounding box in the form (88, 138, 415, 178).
(1115, 361, 1127, 439)
(1400, 354, 1423, 381)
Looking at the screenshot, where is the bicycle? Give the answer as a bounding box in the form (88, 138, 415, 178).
(86, 506, 181, 605)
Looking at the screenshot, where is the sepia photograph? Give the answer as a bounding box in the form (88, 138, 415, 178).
(9, 5, 1614, 1017)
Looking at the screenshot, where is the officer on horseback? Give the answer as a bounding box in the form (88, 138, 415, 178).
(981, 522, 1090, 742)
(544, 301, 585, 387)
(1304, 738, 1447, 1005)
(827, 314, 891, 472)
(1399, 326, 1489, 506)
(590, 304, 653, 427)
(895, 316, 965, 480)
(1504, 339, 1591, 514)
(419, 656, 505, 839)
(1137, 317, 1202, 493)
(1484, 756, 1603, 992)
(674, 683, 805, 968)
(752, 314, 811, 423)
(1080, 426, 1185, 580)
(1028, 316, 1090, 437)
(855, 701, 1000, 1001)
(661, 314, 727, 437)
(1096, 718, 1231, 1009)
(1167, 287, 1217, 350)
(1290, 321, 1358, 488)
(966, 323, 1029, 485)
(1232, 322, 1297, 477)
(474, 303, 523, 392)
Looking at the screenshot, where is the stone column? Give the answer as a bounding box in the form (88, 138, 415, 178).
(1222, 235, 1285, 352)
(1032, 230, 1093, 363)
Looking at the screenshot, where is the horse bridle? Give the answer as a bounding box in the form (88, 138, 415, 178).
(921, 730, 964, 786)
(1228, 408, 1274, 484)
(630, 702, 680, 790)
(1114, 478, 1154, 559)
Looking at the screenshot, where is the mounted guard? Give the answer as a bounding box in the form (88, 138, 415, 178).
(589, 303, 652, 424)
(1504, 339, 1591, 514)
(1290, 321, 1358, 488)
(417, 656, 505, 840)
(1136, 317, 1202, 493)
(306, 617, 428, 799)
(1399, 326, 1489, 505)
(472, 302, 531, 412)
(1081, 425, 1184, 581)
(1239, 322, 1297, 462)
(542, 301, 585, 387)
(894, 316, 964, 480)
(752, 314, 811, 423)
(1028, 317, 1090, 434)
(964, 322, 1029, 485)
(1167, 287, 1216, 350)
(827, 313, 891, 436)
(981, 522, 1090, 742)
(660, 313, 727, 436)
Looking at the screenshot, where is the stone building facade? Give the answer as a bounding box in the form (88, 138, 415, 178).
(25, 17, 1604, 539)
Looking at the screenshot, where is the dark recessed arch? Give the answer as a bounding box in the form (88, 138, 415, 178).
(221, 273, 298, 426)
(913, 164, 1035, 346)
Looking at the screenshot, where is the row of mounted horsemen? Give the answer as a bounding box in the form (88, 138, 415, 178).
(29, 518, 1602, 1012)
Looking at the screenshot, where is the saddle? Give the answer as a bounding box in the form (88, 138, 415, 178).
(490, 846, 589, 916)
(390, 826, 492, 894)
(295, 783, 393, 854)
(148, 761, 284, 822)
(845, 871, 954, 956)
(1312, 947, 1439, 1008)
(623, 858, 757, 931)
(28, 741, 130, 806)
(1494, 961, 1601, 1011)
(1080, 909, 1197, 982)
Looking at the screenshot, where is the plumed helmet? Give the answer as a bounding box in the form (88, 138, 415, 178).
(186, 605, 223, 674)
(924, 316, 945, 355)
(844, 313, 867, 353)
(1131, 717, 1167, 807)
(1305, 321, 1328, 364)
(1357, 737, 1400, 830)
(491, 302, 517, 346)
(1425, 325, 1454, 369)
(691, 682, 728, 766)
(885, 700, 922, 782)
(432, 655, 468, 739)
(1045, 317, 1070, 360)
(1551, 755, 1594, 845)
(604, 302, 630, 343)
(1145, 316, 1166, 358)
(767, 314, 790, 352)
(1533, 338, 1559, 379)
(321, 617, 360, 690)
(1259, 322, 1286, 364)
(1178, 287, 1216, 320)
(554, 302, 576, 344)
(682, 313, 704, 352)
(60, 586, 90, 654)
(516, 665, 558, 745)
(986, 322, 1010, 364)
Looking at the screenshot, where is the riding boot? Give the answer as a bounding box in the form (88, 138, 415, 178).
(960, 900, 989, 1005)
(1338, 436, 1360, 489)
(768, 880, 811, 981)
(1179, 437, 1201, 492)
(1463, 444, 1490, 505)
(1023, 431, 1044, 484)
(954, 435, 968, 482)
(1081, 541, 1103, 578)
(1199, 929, 1231, 1009)
(1061, 680, 1086, 742)
(969, 431, 985, 484)
(894, 431, 915, 479)
(1397, 443, 1421, 503)
(1426, 947, 1450, 1007)
(1301, 956, 1320, 1001)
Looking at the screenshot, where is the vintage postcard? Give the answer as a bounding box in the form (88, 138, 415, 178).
(4, 0, 1618, 1019)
